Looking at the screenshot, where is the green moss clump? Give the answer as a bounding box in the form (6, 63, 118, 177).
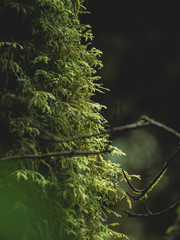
(0, 1, 130, 239)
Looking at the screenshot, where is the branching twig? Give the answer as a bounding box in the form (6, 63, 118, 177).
(1, 114, 179, 219)
(123, 145, 180, 200)
(1, 115, 179, 165)
(121, 200, 180, 218)
(23, 115, 180, 145)
(122, 169, 142, 193)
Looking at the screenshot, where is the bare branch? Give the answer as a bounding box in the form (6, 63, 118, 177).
(8, 114, 178, 220)
(123, 145, 180, 201)
(23, 115, 180, 146)
(1, 114, 179, 219)
(2, 115, 179, 165)
(141, 116, 180, 139)
(121, 200, 180, 218)
(0, 149, 110, 161)
(23, 115, 150, 143)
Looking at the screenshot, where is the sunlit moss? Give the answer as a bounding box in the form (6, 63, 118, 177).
(0, 1, 131, 239)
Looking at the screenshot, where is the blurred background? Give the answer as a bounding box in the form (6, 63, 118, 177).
(81, 1, 180, 239)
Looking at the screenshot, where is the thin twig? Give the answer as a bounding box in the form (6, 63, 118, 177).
(2, 116, 179, 165)
(121, 200, 180, 217)
(23, 115, 180, 145)
(0, 149, 110, 161)
(124, 145, 180, 200)
(141, 116, 180, 139)
(122, 169, 142, 193)
(23, 115, 150, 143)
(143, 201, 153, 215)
(65, 116, 180, 141)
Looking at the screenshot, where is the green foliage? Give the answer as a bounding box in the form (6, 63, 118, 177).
(0, 0, 135, 239)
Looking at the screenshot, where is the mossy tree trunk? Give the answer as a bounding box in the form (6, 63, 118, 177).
(0, 1, 129, 239)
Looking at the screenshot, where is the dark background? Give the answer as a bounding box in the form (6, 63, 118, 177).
(81, 1, 180, 239)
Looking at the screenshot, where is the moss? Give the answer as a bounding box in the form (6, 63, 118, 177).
(0, 1, 129, 239)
